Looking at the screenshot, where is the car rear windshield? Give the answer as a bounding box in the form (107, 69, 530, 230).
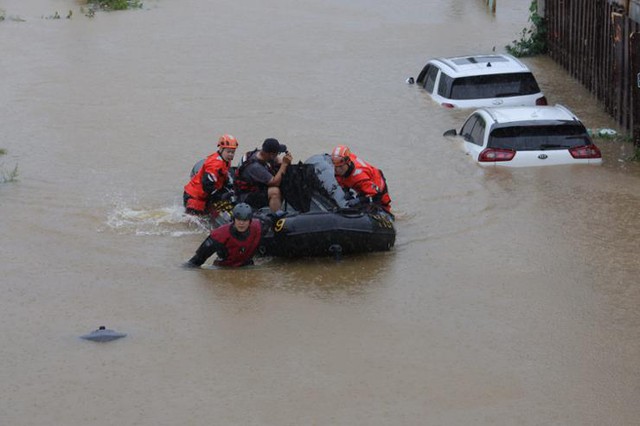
(488, 124, 592, 151)
(443, 72, 541, 100)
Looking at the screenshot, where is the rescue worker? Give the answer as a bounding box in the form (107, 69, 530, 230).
(183, 203, 262, 268)
(331, 145, 392, 215)
(183, 134, 238, 215)
(234, 138, 293, 212)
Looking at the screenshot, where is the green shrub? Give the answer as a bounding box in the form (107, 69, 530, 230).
(87, 0, 143, 11)
(506, 0, 547, 57)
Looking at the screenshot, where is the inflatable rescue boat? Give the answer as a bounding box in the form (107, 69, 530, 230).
(189, 154, 396, 258)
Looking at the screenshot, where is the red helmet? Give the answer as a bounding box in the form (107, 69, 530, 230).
(218, 134, 238, 150)
(331, 145, 352, 166)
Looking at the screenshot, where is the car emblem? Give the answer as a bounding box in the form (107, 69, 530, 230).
(538, 154, 548, 159)
(492, 99, 503, 105)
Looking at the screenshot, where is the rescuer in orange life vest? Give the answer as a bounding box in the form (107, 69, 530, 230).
(331, 145, 393, 215)
(183, 203, 262, 268)
(183, 134, 238, 215)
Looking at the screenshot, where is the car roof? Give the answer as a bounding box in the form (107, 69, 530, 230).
(429, 54, 531, 77)
(478, 105, 580, 124)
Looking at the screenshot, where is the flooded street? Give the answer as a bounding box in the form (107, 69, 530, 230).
(1, 0, 640, 424)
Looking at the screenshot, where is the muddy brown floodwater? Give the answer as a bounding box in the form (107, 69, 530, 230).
(1, 0, 639, 425)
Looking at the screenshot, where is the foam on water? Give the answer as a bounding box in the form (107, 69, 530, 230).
(105, 202, 209, 236)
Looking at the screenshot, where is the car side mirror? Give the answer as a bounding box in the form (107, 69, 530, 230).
(443, 129, 457, 137)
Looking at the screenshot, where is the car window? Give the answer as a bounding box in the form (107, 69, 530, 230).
(416, 63, 434, 86)
(416, 65, 429, 85)
(469, 116, 486, 146)
(488, 123, 592, 150)
(437, 72, 453, 97)
(448, 73, 541, 100)
(423, 65, 439, 93)
(460, 114, 485, 146)
(460, 116, 478, 139)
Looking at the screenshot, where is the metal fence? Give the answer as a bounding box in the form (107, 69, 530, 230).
(544, 0, 640, 144)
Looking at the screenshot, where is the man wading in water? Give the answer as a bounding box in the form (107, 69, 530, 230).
(183, 203, 262, 268)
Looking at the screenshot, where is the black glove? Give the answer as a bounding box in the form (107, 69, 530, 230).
(182, 260, 201, 269)
(346, 198, 361, 208)
(216, 247, 228, 260)
(221, 188, 236, 202)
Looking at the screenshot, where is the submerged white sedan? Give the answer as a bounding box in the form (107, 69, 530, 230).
(443, 105, 603, 167)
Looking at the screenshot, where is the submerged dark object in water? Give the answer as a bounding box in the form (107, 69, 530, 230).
(80, 326, 127, 342)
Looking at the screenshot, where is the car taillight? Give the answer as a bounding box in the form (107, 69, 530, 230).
(569, 144, 602, 159)
(536, 96, 548, 105)
(441, 103, 455, 109)
(478, 148, 516, 162)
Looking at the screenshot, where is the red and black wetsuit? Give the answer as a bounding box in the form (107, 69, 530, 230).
(186, 219, 262, 267)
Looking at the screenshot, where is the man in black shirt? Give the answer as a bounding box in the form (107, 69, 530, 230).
(234, 138, 293, 212)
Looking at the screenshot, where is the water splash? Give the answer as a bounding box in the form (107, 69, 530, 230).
(105, 203, 209, 236)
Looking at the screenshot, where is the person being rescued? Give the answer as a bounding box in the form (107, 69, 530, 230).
(234, 138, 293, 213)
(330, 145, 393, 216)
(183, 134, 238, 215)
(183, 203, 262, 268)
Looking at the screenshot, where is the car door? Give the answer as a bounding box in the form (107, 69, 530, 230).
(421, 64, 439, 94)
(460, 113, 486, 161)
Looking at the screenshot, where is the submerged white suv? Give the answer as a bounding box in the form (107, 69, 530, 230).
(443, 105, 602, 167)
(415, 53, 547, 109)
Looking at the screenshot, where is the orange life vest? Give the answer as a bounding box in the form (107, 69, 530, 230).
(336, 155, 392, 213)
(184, 153, 230, 212)
(184, 152, 230, 201)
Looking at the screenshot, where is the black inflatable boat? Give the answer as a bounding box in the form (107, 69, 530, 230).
(189, 154, 396, 258)
(255, 154, 395, 257)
